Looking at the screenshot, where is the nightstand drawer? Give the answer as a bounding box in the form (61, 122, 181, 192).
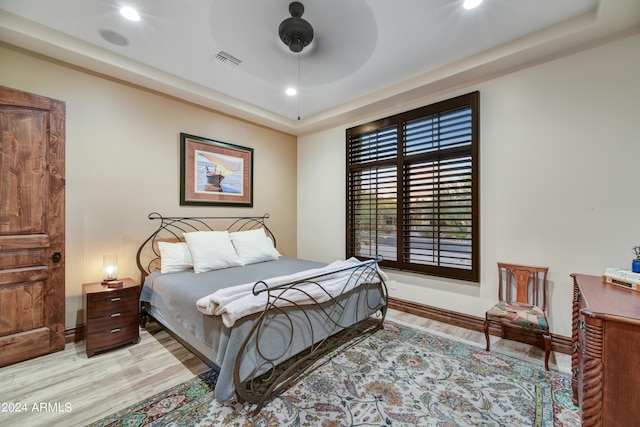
(86, 311, 140, 334)
(87, 288, 138, 318)
(85, 323, 139, 354)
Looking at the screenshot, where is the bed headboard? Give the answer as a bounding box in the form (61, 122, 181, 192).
(136, 212, 276, 281)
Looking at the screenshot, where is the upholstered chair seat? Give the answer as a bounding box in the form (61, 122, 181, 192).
(486, 301, 547, 331)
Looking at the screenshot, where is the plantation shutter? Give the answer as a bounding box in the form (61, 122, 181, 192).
(403, 107, 473, 271)
(347, 91, 478, 281)
(346, 125, 398, 261)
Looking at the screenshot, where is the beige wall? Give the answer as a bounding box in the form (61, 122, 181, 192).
(298, 32, 640, 338)
(1, 44, 298, 328)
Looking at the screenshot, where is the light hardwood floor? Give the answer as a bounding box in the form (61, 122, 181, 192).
(0, 309, 570, 426)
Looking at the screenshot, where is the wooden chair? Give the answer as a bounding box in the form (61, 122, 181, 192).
(484, 262, 551, 370)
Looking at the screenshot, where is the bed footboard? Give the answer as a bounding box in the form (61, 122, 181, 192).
(232, 258, 388, 414)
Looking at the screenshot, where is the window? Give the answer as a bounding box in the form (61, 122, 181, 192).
(346, 91, 479, 281)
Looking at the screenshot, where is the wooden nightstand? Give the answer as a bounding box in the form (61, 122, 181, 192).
(83, 278, 140, 357)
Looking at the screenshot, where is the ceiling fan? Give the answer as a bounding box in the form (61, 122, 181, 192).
(278, 2, 314, 53)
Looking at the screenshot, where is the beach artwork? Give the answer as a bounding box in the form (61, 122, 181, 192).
(180, 133, 253, 206)
(195, 150, 244, 195)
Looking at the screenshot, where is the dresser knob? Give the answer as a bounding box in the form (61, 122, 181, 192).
(110, 328, 121, 333)
(111, 313, 121, 317)
(111, 297, 121, 302)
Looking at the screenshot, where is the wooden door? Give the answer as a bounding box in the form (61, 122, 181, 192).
(0, 86, 65, 367)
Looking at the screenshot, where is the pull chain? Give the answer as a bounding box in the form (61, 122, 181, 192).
(297, 53, 301, 120)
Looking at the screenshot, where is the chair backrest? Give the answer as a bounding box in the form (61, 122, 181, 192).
(497, 262, 549, 311)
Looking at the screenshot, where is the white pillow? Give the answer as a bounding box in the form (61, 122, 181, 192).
(230, 228, 281, 265)
(158, 241, 193, 274)
(184, 231, 244, 273)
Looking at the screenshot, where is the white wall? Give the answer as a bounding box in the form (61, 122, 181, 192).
(297, 32, 640, 337)
(1, 44, 298, 328)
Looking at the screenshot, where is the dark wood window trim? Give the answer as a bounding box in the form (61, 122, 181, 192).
(346, 91, 479, 282)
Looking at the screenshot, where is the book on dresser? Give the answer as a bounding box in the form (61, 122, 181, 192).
(571, 273, 640, 427)
(602, 267, 640, 292)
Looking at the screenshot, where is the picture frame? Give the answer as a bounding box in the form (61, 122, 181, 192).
(180, 133, 253, 207)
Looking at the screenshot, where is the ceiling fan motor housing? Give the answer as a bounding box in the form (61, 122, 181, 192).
(279, 2, 314, 52)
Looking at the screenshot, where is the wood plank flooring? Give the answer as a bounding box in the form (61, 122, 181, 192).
(0, 309, 571, 426)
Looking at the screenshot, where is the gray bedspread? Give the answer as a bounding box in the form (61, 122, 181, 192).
(141, 256, 325, 346)
(141, 256, 386, 402)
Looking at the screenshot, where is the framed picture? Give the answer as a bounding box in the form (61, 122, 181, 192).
(180, 133, 253, 207)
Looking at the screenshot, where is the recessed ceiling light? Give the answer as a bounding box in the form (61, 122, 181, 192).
(463, 0, 483, 9)
(120, 6, 140, 21)
(286, 87, 297, 96)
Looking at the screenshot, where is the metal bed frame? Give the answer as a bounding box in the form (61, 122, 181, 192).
(136, 212, 388, 413)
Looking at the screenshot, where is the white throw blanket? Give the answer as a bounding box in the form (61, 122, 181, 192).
(196, 258, 387, 327)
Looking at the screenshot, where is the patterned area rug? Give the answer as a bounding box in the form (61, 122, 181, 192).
(89, 321, 579, 426)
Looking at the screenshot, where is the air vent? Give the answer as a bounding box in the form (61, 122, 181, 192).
(99, 29, 129, 46)
(212, 51, 242, 67)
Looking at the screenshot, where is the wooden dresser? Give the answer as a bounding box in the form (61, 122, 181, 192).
(571, 273, 640, 426)
(83, 278, 140, 357)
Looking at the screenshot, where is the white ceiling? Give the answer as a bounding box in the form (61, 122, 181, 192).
(1, 0, 639, 135)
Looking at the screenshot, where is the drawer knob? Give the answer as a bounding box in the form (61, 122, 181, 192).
(111, 297, 121, 302)
(110, 328, 121, 333)
(111, 313, 121, 317)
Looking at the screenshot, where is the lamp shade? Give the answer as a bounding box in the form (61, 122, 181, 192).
(102, 254, 118, 282)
